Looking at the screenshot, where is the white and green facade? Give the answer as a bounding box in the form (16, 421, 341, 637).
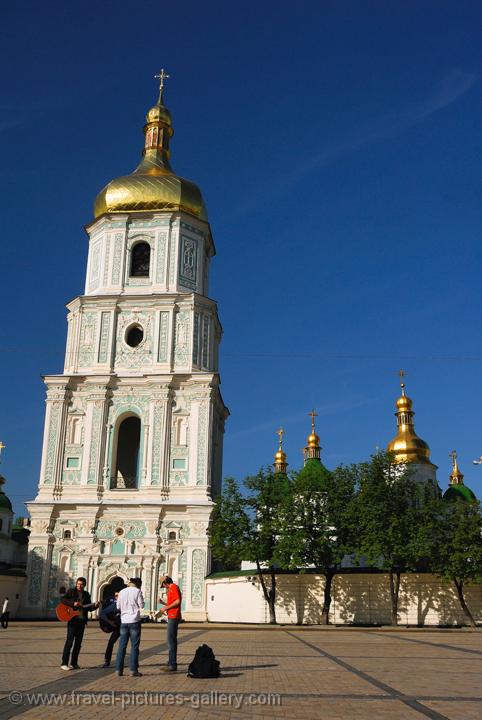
(23, 119, 228, 620)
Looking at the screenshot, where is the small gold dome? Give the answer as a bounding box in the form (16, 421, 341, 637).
(307, 432, 320, 448)
(146, 101, 172, 126)
(273, 428, 288, 473)
(449, 451, 464, 485)
(396, 395, 412, 411)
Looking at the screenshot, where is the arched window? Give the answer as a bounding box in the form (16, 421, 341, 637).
(130, 242, 150, 277)
(63, 529, 72, 540)
(113, 415, 141, 489)
(168, 531, 177, 541)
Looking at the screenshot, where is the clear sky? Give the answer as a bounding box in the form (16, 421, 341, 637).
(1, 0, 481, 515)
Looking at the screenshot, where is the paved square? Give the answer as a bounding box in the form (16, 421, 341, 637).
(0, 623, 481, 719)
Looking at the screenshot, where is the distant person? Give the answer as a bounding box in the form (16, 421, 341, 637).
(100, 591, 121, 667)
(115, 578, 145, 677)
(60, 577, 99, 670)
(159, 576, 182, 672)
(1, 597, 10, 629)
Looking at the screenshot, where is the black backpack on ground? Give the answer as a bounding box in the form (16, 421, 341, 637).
(187, 644, 221, 678)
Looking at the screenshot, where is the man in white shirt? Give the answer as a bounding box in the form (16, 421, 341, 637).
(115, 578, 145, 676)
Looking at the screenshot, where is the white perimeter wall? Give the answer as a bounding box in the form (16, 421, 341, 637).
(0, 575, 27, 618)
(206, 574, 482, 626)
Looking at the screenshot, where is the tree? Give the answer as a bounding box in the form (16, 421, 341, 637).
(354, 451, 433, 626)
(209, 477, 251, 570)
(209, 469, 290, 624)
(276, 460, 357, 625)
(428, 497, 482, 628)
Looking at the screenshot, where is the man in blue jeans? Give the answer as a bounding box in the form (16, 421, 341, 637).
(159, 575, 182, 672)
(115, 578, 145, 677)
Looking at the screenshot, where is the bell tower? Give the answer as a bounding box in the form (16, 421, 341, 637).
(23, 73, 229, 620)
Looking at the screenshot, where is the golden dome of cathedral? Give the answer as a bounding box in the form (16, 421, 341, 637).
(273, 428, 288, 474)
(386, 380, 431, 464)
(94, 77, 207, 221)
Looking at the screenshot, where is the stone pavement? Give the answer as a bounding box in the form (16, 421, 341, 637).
(0, 622, 481, 719)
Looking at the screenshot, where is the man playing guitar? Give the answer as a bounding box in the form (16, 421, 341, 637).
(60, 577, 99, 671)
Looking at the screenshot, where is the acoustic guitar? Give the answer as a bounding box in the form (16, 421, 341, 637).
(56, 602, 81, 622)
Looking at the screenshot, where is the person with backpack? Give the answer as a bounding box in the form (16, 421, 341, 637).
(158, 575, 182, 672)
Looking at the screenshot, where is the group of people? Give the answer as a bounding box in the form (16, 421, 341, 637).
(60, 575, 182, 676)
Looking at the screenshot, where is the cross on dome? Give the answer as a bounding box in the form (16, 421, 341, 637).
(154, 68, 170, 100)
(308, 409, 318, 431)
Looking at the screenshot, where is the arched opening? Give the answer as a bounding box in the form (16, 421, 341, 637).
(113, 415, 141, 489)
(130, 242, 150, 277)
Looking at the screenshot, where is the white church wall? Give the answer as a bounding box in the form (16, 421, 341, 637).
(206, 573, 482, 626)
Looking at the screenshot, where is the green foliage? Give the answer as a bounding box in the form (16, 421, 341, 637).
(209, 468, 291, 623)
(209, 469, 291, 569)
(430, 498, 482, 586)
(354, 451, 431, 573)
(209, 477, 251, 570)
(276, 460, 357, 572)
(243, 467, 291, 565)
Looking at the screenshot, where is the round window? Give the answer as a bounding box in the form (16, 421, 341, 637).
(126, 325, 144, 348)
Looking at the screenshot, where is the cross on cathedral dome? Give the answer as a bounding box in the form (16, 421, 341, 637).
(94, 71, 207, 221)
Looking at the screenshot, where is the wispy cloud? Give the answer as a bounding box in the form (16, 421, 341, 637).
(223, 69, 479, 221)
(226, 397, 372, 440)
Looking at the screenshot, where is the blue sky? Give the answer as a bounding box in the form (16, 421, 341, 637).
(1, 0, 481, 514)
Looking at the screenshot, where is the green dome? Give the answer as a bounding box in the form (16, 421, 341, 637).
(443, 484, 477, 503)
(298, 458, 331, 481)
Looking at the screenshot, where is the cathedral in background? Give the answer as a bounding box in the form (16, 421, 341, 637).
(22, 72, 228, 619)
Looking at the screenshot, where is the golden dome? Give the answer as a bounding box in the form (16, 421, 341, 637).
(449, 450, 464, 485)
(274, 449, 287, 462)
(273, 428, 288, 474)
(303, 411, 322, 463)
(146, 101, 172, 126)
(94, 83, 207, 221)
(307, 432, 320, 448)
(387, 380, 432, 464)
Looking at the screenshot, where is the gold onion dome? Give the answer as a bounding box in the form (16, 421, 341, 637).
(273, 428, 288, 474)
(449, 450, 464, 485)
(304, 411, 321, 463)
(307, 431, 320, 448)
(94, 71, 207, 221)
(386, 379, 431, 464)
